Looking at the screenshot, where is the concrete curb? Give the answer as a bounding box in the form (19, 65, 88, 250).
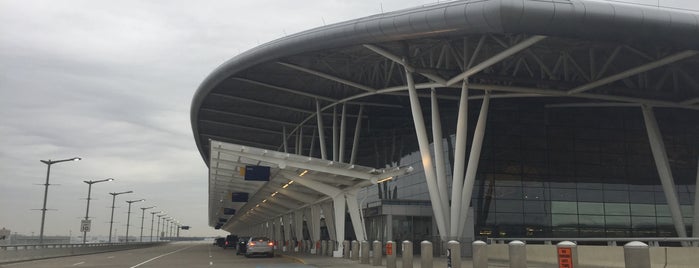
(279, 254, 307, 264)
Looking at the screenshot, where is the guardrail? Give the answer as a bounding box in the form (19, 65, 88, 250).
(487, 237, 699, 246)
(0, 242, 167, 264)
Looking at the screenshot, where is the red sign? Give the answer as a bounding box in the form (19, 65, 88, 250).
(557, 247, 573, 268)
(386, 243, 393, 255)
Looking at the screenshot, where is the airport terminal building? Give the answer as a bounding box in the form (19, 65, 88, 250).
(191, 0, 699, 254)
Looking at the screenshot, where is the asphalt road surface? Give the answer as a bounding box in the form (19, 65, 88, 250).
(1, 241, 311, 268)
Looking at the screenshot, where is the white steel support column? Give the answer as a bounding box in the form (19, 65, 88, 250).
(641, 105, 688, 240)
(285, 214, 293, 244)
(316, 100, 328, 160)
(406, 69, 447, 239)
(311, 205, 321, 248)
(275, 217, 283, 242)
(345, 190, 367, 241)
(693, 158, 699, 243)
(298, 127, 304, 155)
(333, 195, 346, 256)
(450, 80, 469, 237)
(294, 211, 304, 242)
(321, 202, 336, 243)
(458, 91, 491, 238)
(350, 105, 364, 165)
(333, 106, 339, 162)
(339, 103, 347, 163)
(283, 126, 288, 153)
(431, 88, 450, 234)
(310, 128, 317, 157)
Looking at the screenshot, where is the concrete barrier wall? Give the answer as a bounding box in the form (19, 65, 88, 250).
(488, 244, 697, 268)
(0, 242, 165, 264)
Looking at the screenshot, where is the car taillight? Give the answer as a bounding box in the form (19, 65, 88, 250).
(225, 241, 229, 245)
(249, 242, 255, 246)
(267, 242, 274, 246)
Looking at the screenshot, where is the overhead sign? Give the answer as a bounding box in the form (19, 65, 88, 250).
(223, 208, 236, 215)
(244, 165, 270, 181)
(80, 220, 91, 232)
(231, 192, 249, 202)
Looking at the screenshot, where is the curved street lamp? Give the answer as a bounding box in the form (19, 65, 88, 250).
(38, 157, 81, 245)
(108, 191, 133, 243)
(139, 206, 155, 242)
(156, 214, 167, 241)
(149, 211, 162, 242)
(124, 199, 145, 243)
(82, 178, 114, 244)
(162, 217, 171, 239)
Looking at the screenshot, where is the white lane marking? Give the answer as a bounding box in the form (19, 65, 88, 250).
(129, 245, 196, 268)
(107, 256, 115, 259)
(72, 262, 85, 266)
(209, 261, 213, 266)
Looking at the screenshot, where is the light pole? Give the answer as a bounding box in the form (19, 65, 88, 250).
(169, 220, 175, 237)
(139, 206, 155, 242)
(38, 157, 80, 245)
(149, 211, 161, 242)
(108, 191, 132, 243)
(82, 178, 114, 244)
(156, 214, 167, 241)
(163, 218, 171, 239)
(124, 199, 144, 243)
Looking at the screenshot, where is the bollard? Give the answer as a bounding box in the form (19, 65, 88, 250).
(329, 240, 336, 256)
(447, 241, 461, 268)
(372, 240, 382, 266)
(421, 241, 433, 268)
(386, 241, 396, 268)
(321, 240, 327, 256)
(472, 240, 487, 268)
(361, 240, 370, 264)
(402, 240, 413, 268)
(352, 240, 360, 260)
(556, 241, 578, 268)
(508, 240, 527, 268)
(343, 240, 351, 258)
(624, 241, 650, 268)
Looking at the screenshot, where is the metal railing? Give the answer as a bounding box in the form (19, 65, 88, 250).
(0, 241, 165, 251)
(487, 237, 699, 246)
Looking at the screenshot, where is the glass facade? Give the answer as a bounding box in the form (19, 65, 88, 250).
(359, 101, 699, 240)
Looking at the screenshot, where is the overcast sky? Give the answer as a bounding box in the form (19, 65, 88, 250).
(0, 0, 446, 239)
(1, 0, 697, 240)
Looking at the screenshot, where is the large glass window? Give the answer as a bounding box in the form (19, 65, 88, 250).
(578, 202, 603, 215)
(552, 201, 578, 214)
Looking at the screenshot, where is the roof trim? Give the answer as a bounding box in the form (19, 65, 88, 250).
(192, 0, 699, 165)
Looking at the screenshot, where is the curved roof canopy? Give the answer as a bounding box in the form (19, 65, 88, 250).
(192, 0, 699, 229)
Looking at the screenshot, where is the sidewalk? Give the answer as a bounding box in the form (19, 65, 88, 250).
(279, 252, 557, 268)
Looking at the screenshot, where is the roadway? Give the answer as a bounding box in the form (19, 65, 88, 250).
(0, 241, 309, 268)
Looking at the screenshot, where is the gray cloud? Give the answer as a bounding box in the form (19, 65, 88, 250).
(4, 0, 693, 238)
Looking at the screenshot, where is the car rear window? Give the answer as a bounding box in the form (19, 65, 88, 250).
(251, 237, 269, 241)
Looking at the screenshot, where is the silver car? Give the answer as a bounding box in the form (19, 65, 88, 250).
(245, 236, 274, 257)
